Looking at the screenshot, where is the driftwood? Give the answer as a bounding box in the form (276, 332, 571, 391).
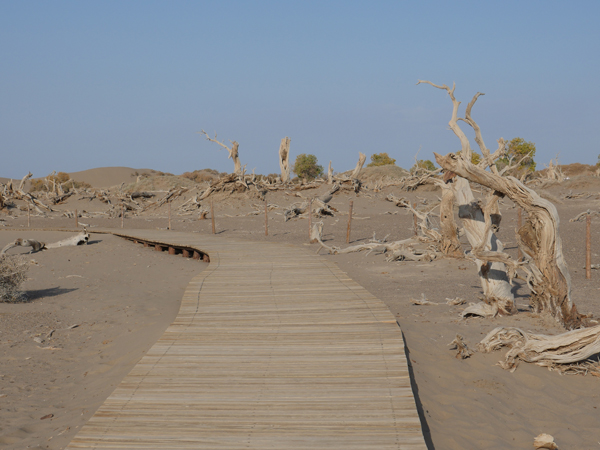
(478, 325, 600, 374)
(570, 210, 600, 222)
(449, 335, 474, 359)
(1, 239, 46, 255)
(200, 130, 242, 175)
(1, 230, 89, 256)
(278, 137, 291, 183)
(350, 152, 366, 179)
(534, 434, 559, 450)
(46, 229, 89, 248)
(284, 202, 308, 222)
(312, 222, 438, 262)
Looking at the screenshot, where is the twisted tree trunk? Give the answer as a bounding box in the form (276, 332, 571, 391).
(278, 137, 291, 183)
(436, 152, 581, 329)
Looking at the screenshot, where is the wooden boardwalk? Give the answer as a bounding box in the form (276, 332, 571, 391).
(67, 230, 426, 449)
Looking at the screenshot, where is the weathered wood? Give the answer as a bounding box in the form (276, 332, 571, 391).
(200, 130, 242, 175)
(66, 230, 426, 449)
(350, 152, 366, 179)
(418, 80, 516, 317)
(278, 137, 291, 183)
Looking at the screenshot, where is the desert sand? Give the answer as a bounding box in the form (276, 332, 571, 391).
(1, 165, 600, 449)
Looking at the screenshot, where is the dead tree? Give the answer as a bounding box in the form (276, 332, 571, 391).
(327, 161, 334, 185)
(350, 152, 367, 179)
(200, 130, 242, 175)
(417, 81, 516, 317)
(278, 137, 291, 183)
(421, 80, 581, 329)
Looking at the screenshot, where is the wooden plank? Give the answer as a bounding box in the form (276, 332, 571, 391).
(66, 230, 426, 449)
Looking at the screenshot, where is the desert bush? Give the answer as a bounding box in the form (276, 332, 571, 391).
(456, 151, 481, 165)
(410, 159, 436, 173)
(30, 172, 91, 192)
(497, 137, 536, 172)
(293, 154, 323, 180)
(368, 152, 396, 167)
(0, 255, 29, 303)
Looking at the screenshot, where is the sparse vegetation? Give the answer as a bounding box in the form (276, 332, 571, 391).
(410, 159, 436, 173)
(0, 254, 29, 303)
(367, 152, 396, 167)
(181, 169, 226, 183)
(30, 172, 91, 192)
(497, 137, 537, 172)
(293, 154, 323, 180)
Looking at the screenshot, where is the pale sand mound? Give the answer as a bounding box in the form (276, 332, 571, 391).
(123, 174, 197, 193)
(68, 167, 156, 188)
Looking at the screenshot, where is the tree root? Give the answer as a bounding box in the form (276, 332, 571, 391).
(478, 325, 600, 373)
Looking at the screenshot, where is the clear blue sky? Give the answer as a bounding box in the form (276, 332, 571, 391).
(1, 1, 599, 178)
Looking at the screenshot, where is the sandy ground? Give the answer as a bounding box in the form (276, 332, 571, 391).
(1, 178, 600, 449)
(0, 232, 206, 449)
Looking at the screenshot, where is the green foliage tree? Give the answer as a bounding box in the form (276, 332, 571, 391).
(456, 151, 481, 165)
(367, 152, 396, 167)
(410, 159, 436, 173)
(499, 137, 536, 172)
(292, 154, 323, 180)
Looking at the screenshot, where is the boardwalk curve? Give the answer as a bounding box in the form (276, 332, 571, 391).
(67, 230, 426, 449)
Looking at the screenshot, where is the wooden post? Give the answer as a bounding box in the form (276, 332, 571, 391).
(211, 198, 216, 234)
(75, 209, 78, 228)
(517, 208, 523, 261)
(346, 200, 353, 244)
(264, 198, 268, 236)
(27, 204, 30, 228)
(413, 203, 417, 236)
(308, 198, 312, 241)
(121, 204, 124, 229)
(586, 213, 592, 280)
(168, 201, 172, 230)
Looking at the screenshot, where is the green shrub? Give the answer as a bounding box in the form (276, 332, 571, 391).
(497, 137, 536, 173)
(367, 153, 396, 167)
(410, 159, 436, 173)
(293, 154, 323, 180)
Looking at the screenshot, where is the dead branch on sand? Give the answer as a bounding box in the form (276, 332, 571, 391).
(1, 230, 89, 256)
(478, 325, 600, 375)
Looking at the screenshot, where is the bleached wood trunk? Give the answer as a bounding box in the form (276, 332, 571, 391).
(438, 185, 463, 257)
(229, 141, 241, 175)
(327, 161, 333, 185)
(436, 153, 581, 329)
(350, 153, 366, 179)
(451, 177, 515, 314)
(278, 137, 291, 183)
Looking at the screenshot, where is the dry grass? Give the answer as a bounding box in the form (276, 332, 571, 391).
(0, 254, 29, 303)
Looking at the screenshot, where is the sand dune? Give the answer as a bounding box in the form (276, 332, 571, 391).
(67, 167, 155, 188)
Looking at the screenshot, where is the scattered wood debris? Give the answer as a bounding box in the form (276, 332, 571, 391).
(449, 334, 474, 359)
